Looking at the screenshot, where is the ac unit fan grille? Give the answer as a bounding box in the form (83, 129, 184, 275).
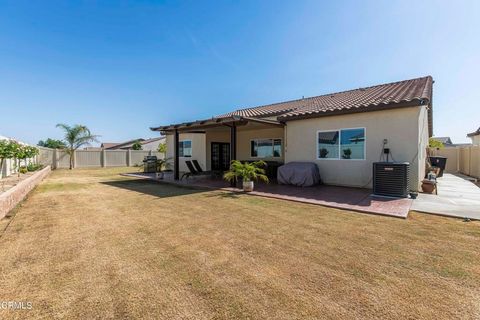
(373, 162, 410, 198)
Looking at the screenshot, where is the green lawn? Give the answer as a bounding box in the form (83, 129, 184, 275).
(0, 167, 479, 319)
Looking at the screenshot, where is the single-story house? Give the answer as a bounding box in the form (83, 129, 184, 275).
(467, 128, 480, 145)
(151, 76, 433, 191)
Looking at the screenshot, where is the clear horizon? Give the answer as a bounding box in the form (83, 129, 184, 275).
(0, 1, 479, 145)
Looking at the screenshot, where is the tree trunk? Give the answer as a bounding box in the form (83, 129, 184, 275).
(69, 150, 74, 170)
(0, 158, 4, 178)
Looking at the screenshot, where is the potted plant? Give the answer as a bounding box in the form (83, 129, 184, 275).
(223, 160, 269, 192)
(155, 157, 171, 179)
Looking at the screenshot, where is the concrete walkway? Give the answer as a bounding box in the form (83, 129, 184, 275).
(411, 173, 480, 220)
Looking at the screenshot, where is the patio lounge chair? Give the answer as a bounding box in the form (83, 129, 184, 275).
(181, 160, 212, 180)
(193, 159, 223, 178)
(192, 160, 205, 173)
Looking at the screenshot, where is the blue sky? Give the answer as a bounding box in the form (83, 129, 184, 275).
(0, 0, 479, 145)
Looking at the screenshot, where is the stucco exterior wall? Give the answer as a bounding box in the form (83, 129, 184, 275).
(166, 133, 206, 172)
(471, 135, 480, 145)
(285, 105, 427, 191)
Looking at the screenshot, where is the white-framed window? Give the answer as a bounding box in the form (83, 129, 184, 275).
(250, 138, 282, 158)
(317, 128, 365, 160)
(179, 140, 192, 157)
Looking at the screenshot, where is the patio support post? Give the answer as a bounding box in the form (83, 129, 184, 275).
(230, 124, 237, 187)
(174, 129, 180, 180)
(127, 149, 131, 167)
(102, 149, 107, 168)
(53, 148, 58, 169)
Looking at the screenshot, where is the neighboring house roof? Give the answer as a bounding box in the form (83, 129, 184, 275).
(101, 137, 165, 150)
(102, 139, 145, 150)
(467, 127, 480, 137)
(153, 76, 434, 135)
(118, 137, 165, 149)
(140, 137, 165, 145)
(101, 142, 121, 149)
(432, 137, 453, 145)
(318, 131, 339, 144)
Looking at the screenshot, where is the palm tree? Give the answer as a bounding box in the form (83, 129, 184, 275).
(56, 124, 99, 169)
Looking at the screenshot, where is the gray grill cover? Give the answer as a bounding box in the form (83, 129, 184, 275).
(277, 162, 321, 187)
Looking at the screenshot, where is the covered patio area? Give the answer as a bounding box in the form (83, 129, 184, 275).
(123, 172, 412, 218)
(151, 115, 285, 184)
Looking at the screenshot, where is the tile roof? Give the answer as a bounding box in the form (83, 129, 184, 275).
(217, 76, 433, 121)
(119, 137, 165, 149)
(102, 137, 165, 149)
(101, 142, 120, 149)
(140, 137, 165, 145)
(217, 100, 303, 118)
(432, 137, 453, 145)
(467, 127, 480, 137)
(102, 139, 144, 150)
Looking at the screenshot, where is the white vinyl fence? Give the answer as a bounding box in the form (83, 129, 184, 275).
(430, 145, 480, 178)
(38, 148, 165, 169)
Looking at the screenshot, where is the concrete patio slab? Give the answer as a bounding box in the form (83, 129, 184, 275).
(411, 173, 480, 220)
(123, 172, 412, 218)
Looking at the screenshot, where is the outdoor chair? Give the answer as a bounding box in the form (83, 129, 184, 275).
(192, 160, 205, 173)
(193, 159, 224, 178)
(181, 160, 212, 180)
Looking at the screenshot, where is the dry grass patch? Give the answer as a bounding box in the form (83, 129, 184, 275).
(0, 167, 479, 319)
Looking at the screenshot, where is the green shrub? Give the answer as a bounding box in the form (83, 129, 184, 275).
(223, 160, 269, 183)
(19, 166, 28, 174)
(132, 141, 143, 150)
(429, 138, 444, 149)
(27, 163, 43, 172)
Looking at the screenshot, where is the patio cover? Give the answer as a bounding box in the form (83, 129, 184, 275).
(150, 115, 283, 133)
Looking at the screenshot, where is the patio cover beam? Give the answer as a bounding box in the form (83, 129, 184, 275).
(150, 116, 284, 134)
